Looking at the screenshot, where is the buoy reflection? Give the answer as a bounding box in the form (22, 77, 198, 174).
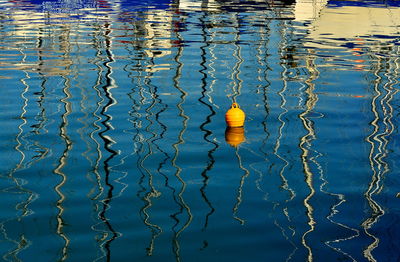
(225, 127, 246, 147)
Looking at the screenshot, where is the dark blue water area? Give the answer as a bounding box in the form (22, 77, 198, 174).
(329, 0, 400, 8)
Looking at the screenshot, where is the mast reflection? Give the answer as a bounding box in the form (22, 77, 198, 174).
(171, 21, 192, 262)
(298, 50, 319, 262)
(137, 66, 163, 256)
(362, 45, 399, 261)
(198, 12, 217, 232)
(273, 19, 298, 261)
(230, 16, 249, 225)
(1, 55, 40, 262)
(95, 21, 119, 261)
(53, 75, 72, 261)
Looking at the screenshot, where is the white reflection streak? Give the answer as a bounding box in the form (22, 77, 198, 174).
(1, 48, 34, 262)
(15, 66, 28, 172)
(277, 21, 296, 203)
(207, 17, 219, 109)
(362, 47, 399, 261)
(232, 148, 250, 225)
(275, 20, 298, 262)
(363, 56, 384, 262)
(376, 53, 398, 196)
(171, 29, 192, 261)
(299, 51, 318, 262)
(54, 75, 72, 262)
(78, 59, 104, 201)
(253, 16, 270, 196)
(319, 155, 359, 261)
(141, 71, 164, 255)
(230, 13, 243, 103)
(230, 14, 249, 224)
(90, 47, 105, 203)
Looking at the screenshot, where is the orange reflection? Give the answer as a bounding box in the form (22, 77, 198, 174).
(225, 127, 245, 147)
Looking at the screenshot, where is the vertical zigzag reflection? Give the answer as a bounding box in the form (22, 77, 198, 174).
(124, 15, 179, 255)
(148, 82, 172, 255)
(253, 16, 271, 197)
(171, 28, 192, 262)
(362, 47, 399, 261)
(90, 26, 107, 262)
(122, 28, 166, 255)
(91, 22, 119, 262)
(232, 149, 250, 225)
(229, 13, 243, 104)
(54, 75, 72, 261)
(230, 17, 249, 225)
(199, 14, 217, 232)
(273, 20, 298, 261)
(137, 62, 164, 256)
(124, 23, 153, 255)
(299, 51, 319, 262)
(1, 62, 39, 262)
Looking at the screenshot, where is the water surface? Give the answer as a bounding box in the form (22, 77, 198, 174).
(0, 0, 400, 261)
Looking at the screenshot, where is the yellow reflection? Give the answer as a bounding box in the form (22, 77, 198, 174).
(294, 0, 328, 22)
(295, 1, 400, 47)
(143, 10, 173, 59)
(225, 127, 245, 148)
(0, 11, 74, 76)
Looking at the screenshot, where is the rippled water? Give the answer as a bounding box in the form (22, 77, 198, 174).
(1, 0, 400, 261)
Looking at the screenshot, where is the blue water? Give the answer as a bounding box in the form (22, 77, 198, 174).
(0, 0, 400, 261)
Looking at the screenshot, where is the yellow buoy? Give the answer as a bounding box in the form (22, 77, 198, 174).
(225, 127, 245, 147)
(225, 103, 245, 127)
